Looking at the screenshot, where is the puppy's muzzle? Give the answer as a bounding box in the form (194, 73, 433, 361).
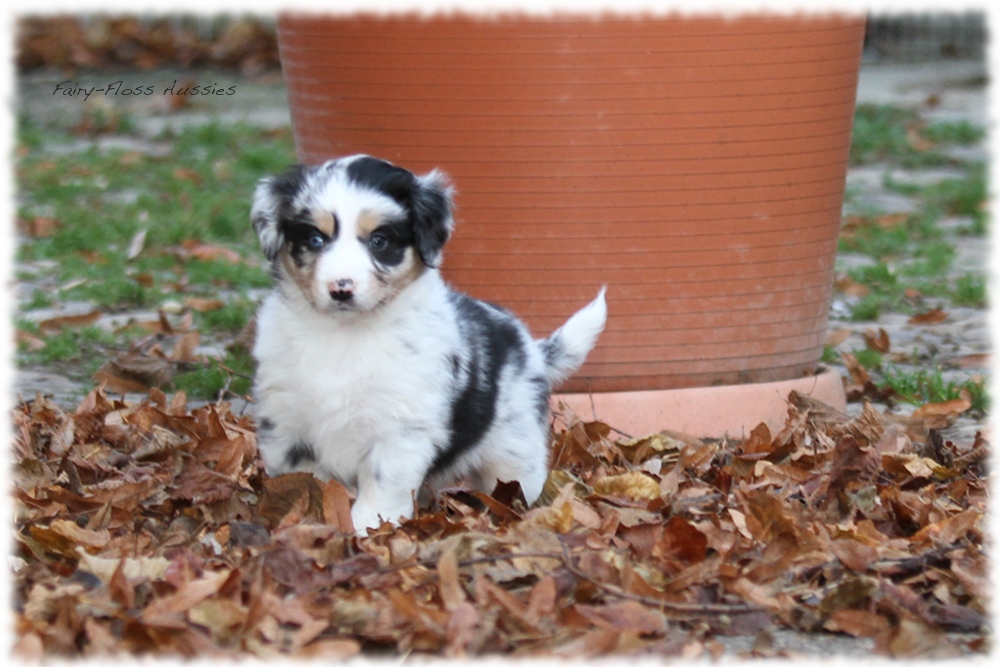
(329, 279, 355, 303)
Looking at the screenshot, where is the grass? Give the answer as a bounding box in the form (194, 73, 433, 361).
(171, 348, 256, 400)
(16, 321, 131, 383)
(852, 348, 884, 370)
(840, 105, 988, 322)
(21, 324, 116, 367)
(881, 365, 989, 413)
(882, 163, 988, 235)
(952, 274, 987, 308)
(193, 297, 258, 333)
(16, 116, 294, 305)
(16, 108, 296, 399)
(836, 102, 988, 417)
(850, 104, 986, 168)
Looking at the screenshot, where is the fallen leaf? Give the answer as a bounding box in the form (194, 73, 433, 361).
(170, 331, 201, 362)
(833, 275, 871, 297)
(824, 328, 852, 347)
(874, 213, 910, 229)
(824, 608, 890, 638)
(76, 550, 171, 584)
(126, 229, 147, 260)
(829, 538, 879, 572)
(886, 617, 963, 658)
(16, 329, 47, 351)
(173, 167, 202, 184)
(38, 310, 102, 333)
(184, 241, 242, 264)
(908, 308, 948, 325)
(49, 519, 110, 550)
(863, 328, 891, 353)
(906, 124, 935, 152)
(593, 471, 661, 501)
(141, 570, 232, 627)
(575, 600, 667, 635)
(910, 509, 981, 547)
(95, 353, 173, 392)
(839, 351, 871, 385)
(21, 216, 59, 238)
(951, 353, 989, 369)
(258, 472, 325, 529)
(654, 515, 708, 564)
(912, 398, 972, 420)
(183, 297, 226, 312)
(321, 478, 354, 534)
(295, 638, 362, 659)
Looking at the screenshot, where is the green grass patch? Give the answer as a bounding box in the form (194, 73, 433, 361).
(194, 298, 258, 333)
(849, 294, 887, 322)
(921, 119, 987, 145)
(881, 365, 989, 412)
(171, 348, 256, 401)
(17, 323, 122, 380)
(952, 274, 987, 307)
(182, 259, 271, 291)
(903, 240, 955, 278)
(851, 104, 987, 168)
(16, 119, 290, 316)
(839, 151, 987, 314)
(853, 349, 884, 370)
(821, 345, 840, 365)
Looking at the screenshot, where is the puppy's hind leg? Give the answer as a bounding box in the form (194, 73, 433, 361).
(474, 434, 549, 507)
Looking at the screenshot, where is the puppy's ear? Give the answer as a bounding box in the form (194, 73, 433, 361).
(251, 164, 310, 262)
(411, 169, 454, 268)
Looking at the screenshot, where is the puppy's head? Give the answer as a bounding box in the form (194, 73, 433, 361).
(251, 155, 453, 314)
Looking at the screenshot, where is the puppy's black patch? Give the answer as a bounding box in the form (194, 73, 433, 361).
(252, 165, 312, 259)
(368, 220, 416, 269)
(346, 157, 416, 207)
(346, 156, 451, 268)
(527, 375, 551, 422)
(284, 441, 318, 468)
(431, 294, 527, 475)
(540, 336, 565, 370)
(284, 220, 331, 266)
(269, 164, 311, 205)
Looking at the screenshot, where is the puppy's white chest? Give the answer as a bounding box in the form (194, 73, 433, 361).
(253, 292, 452, 480)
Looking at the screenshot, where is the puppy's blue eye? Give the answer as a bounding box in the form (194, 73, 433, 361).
(368, 233, 388, 251)
(307, 233, 325, 249)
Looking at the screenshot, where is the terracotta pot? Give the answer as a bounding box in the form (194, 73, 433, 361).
(276, 14, 865, 402)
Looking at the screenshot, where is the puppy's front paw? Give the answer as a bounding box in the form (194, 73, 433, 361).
(350, 495, 416, 536)
(349, 502, 386, 536)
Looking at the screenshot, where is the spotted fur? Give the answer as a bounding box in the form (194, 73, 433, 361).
(250, 155, 607, 533)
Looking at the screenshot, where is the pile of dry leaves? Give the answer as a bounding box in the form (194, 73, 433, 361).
(16, 16, 278, 73)
(11, 386, 989, 659)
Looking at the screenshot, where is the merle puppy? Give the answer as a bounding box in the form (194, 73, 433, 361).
(250, 155, 606, 532)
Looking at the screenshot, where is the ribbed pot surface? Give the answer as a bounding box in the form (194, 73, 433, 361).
(276, 14, 866, 393)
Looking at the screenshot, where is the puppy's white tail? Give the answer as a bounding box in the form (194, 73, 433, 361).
(540, 287, 607, 387)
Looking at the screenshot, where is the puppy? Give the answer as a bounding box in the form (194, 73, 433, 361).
(250, 155, 606, 532)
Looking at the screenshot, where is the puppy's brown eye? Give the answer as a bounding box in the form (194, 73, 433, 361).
(368, 233, 388, 251)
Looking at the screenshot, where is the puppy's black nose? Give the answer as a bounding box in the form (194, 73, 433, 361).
(330, 289, 353, 302)
(329, 279, 354, 302)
